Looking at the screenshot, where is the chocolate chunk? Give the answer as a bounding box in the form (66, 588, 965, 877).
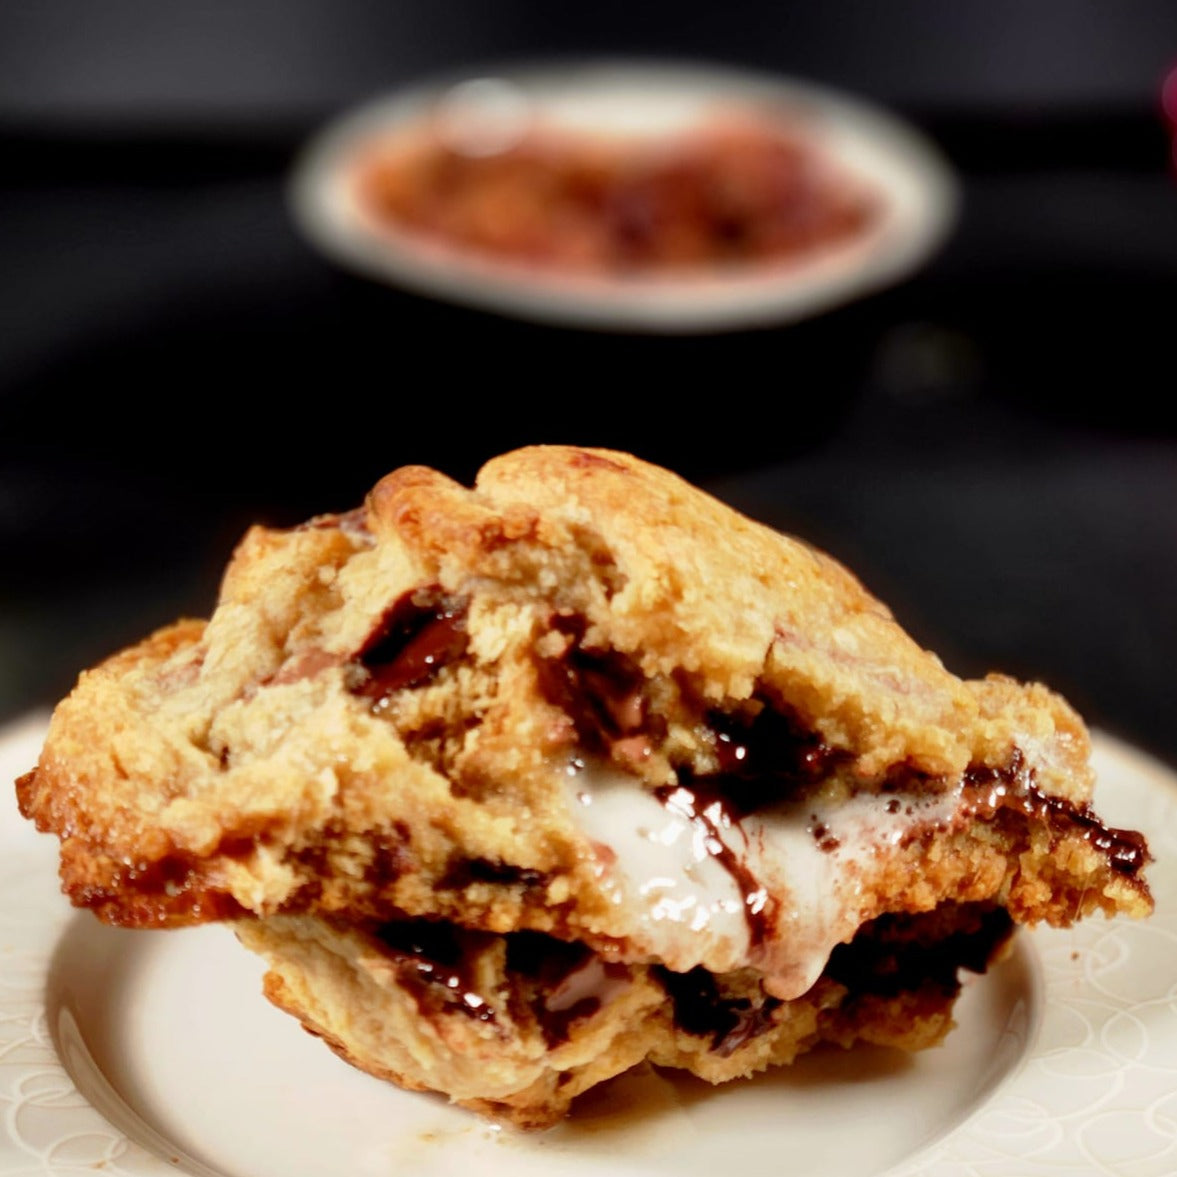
(374, 919, 496, 1023)
(535, 615, 653, 757)
(506, 933, 630, 1046)
(825, 904, 1015, 998)
(353, 587, 469, 702)
(702, 706, 848, 815)
(655, 965, 781, 1057)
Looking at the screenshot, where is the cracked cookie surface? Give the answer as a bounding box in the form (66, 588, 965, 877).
(16, 445, 1151, 1127)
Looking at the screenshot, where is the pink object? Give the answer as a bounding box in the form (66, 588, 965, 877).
(1162, 64, 1177, 173)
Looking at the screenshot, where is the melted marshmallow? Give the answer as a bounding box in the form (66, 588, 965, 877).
(565, 759, 965, 999)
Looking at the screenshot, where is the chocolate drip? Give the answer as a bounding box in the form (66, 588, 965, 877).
(963, 754, 1150, 877)
(374, 919, 495, 1023)
(539, 623, 848, 945)
(353, 587, 469, 701)
(648, 707, 844, 948)
(653, 782, 775, 948)
(811, 821, 840, 852)
(655, 965, 781, 1057)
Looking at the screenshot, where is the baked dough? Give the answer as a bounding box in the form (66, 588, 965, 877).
(17, 446, 1151, 1127)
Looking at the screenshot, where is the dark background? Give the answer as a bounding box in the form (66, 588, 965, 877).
(3, 1, 1176, 768)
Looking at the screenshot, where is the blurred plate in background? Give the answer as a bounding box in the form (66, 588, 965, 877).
(289, 59, 958, 332)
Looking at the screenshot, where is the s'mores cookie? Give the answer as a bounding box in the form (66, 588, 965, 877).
(17, 446, 1151, 1128)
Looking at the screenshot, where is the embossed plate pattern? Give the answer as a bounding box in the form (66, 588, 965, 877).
(3, 712, 1175, 1176)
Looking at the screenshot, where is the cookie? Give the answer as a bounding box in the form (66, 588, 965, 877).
(17, 446, 1152, 1127)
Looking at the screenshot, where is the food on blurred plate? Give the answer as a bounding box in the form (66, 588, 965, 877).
(17, 446, 1151, 1129)
(291, 68, 959, 330)
(349, 88, 880, 276)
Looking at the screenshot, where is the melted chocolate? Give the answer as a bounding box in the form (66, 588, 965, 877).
(506, 930, 592, 981)
(963, 753, 1150, 877)
(811, 821, 840, 852)
(538, 623, 848, 945)
(536, 614, 652, 757)
(661, 904, 1013, 1052)
(352, 587, 469, 702)
(538, 617, 841, 804)
(646, 708, 847, 947)
(439, 857, 550, 891)
(655, 965, 781, 1057)
(374, 919, 496, 1023)
(825, 904, 1014, 998)
(506, 933, 620, 1046)
(700, 707, 849, 819)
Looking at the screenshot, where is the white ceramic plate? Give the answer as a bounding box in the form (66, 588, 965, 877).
(289, 60, 958, 332)
(3, 711, 1175, 1177)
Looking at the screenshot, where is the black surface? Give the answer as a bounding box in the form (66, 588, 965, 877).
(3, 3, 1176, 772)
(3, 0, 1176, 119)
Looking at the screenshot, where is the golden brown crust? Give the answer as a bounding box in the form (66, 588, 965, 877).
(15, 445, 1152, 1126)
(21, 447, 1146, 927)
